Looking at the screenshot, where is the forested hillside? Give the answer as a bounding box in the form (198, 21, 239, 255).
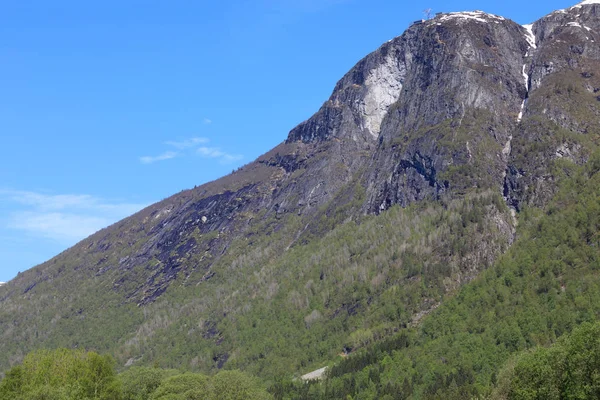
(275, 151, 600, 398)
(2, 152, 598, 399)
(1, 1, 600, 399)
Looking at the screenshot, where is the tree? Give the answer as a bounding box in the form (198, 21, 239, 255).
(494, 322, 600, 400)
(120, 367, 177, 400)
(150, 373, 209, 400)
(208, 370, 271, 400)
(0, 348, 120, 400)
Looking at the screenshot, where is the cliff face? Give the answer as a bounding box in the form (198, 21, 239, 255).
(364, 12, 530, 210)
(505, 1, 600, 209)
(1, 1, 599, 376)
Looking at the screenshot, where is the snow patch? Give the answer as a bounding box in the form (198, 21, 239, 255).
(573, 0, 600, 6)
(552, 0, 599, 14)
(517, 61, 530, 122)
(359, 54, 405, 138)
(438, 11, 505, 24)
(517, 59, 529, 122)
(517, 24, 537, 122)
(522, 24, 537, 49)
(566, 21, 593, 31)
(522, 63, 530, 91)
(517, 102, 526, 122)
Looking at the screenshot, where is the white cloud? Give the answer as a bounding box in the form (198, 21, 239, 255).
(139, 151, 178, 164)
(5, 191, 95, 211)
(203, 118, 212, 125)
(1, 190, 148, 244)
(197, 147, 243, 164)
(9, 212, 111, 242)
(164, 137, 209, 149)
(197, 146, 224, 158)
(141, 137, 243, 165)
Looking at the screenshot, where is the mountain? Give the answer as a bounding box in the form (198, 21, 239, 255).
(1, 0, 599, 393)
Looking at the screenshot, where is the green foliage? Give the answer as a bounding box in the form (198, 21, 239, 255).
(2, 147, 598, 400)
(120, 367, 178, 400)
(106, 185, 510, 380)
(0, 348, 120, 400)
(209, 370, 271, 400)
(150, 373, 209, 399)
(0, 144, 513, 383)
(272, 154, 600, 398)
(1, 138, 598, 400)
(0, 351, 272, 400)
(147, 370, 271, 400)
(498, 322, 600, 400)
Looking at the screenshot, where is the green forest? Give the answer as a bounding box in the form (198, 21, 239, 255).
(271, 152, 600, 398)
(2, 152, 599, 399)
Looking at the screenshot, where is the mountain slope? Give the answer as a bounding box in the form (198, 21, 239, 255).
(1, 0, 599, 382)
(277, 148, 600, 399)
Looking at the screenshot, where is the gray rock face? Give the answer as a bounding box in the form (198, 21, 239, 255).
(504, 1, 600, 209)
(283, 10, 534, 214)
(286, 38, 407, 144)
(363, 12, 530, 211)
(273, 2, 599, 218)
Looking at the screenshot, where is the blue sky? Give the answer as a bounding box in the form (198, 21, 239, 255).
(0, 0, 579, 282)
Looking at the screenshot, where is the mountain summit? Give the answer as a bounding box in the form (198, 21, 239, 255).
(1, 1, 599, 382)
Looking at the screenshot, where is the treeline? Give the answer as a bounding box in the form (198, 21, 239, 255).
(0, 348, 271, 400)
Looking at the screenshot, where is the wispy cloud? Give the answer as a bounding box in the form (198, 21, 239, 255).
(164, 137, 209, 149)
(139, 151, 178, 164)
(10, 212, 111, 243)
(197, 147, 225, 158)
(140, 136, 243, 165)
(1, 190, 148, 243)
(197, 147, 243, 164)
(203, 118, 212, 125)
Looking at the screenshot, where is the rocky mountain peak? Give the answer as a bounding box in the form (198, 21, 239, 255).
(538, 0, 600, 29)
(434, 10, 507, 25)
(285, 9, 528, 146)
